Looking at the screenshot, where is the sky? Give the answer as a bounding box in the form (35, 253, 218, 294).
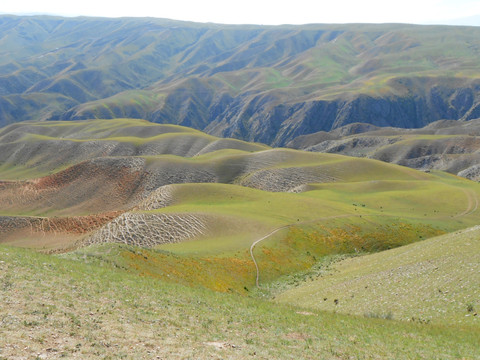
(1, 0, 480, 26)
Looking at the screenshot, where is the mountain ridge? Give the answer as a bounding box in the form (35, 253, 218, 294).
(2, 15, 480, 145)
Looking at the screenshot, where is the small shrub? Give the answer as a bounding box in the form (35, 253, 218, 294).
(409, 316, 431, 324)
(364, 311, 393, 320)
(1, 274, 14, 290)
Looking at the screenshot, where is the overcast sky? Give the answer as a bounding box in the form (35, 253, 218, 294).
(1, 0, 480, 25)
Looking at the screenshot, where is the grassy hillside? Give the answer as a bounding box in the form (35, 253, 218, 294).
(0, 118, 269, 180)
(1, 120, 480, 358)
(1, 244, 479, 359)
(275, 225, 480, 327)
(1, 119, 479, 292)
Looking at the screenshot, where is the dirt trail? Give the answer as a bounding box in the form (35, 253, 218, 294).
(454, 189, 479, 218)
(249, 226, 290, 287)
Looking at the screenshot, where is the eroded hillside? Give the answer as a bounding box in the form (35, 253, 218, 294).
(288, 119, 480, 180)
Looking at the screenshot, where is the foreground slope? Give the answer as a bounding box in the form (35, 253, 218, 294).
(1, 245, 479, 359)
(275, 225, 480, 326)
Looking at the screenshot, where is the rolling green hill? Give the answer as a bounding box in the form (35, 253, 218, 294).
(0, 118, 269, 180)
(76, 173, 479, 293)
(1, 119, 479, 296)
(2, 16, 480, 146)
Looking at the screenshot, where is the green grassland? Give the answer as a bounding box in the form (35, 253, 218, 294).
(0, 118, 249, 144)
(5, 118, 204, 139)
(1, 244, 479, 360)
(2, 120, 479, 294)
(0, 119, 270, 181)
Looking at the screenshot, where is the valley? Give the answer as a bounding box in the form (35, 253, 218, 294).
(1, 15, 480, 359)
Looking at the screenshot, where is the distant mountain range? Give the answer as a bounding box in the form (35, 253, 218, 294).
(1, 15, 480, 146)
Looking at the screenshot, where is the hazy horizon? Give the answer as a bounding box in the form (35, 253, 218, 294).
(1, 0, 480, 26)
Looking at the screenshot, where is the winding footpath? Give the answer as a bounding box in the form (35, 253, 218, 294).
(455, 189, 479, 218)
(249, 225, 290, 287)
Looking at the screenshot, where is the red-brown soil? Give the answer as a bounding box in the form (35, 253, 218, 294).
(0, 212, 122, 251)
(0, 158, 150, 250)
(0, 158, 146, 216)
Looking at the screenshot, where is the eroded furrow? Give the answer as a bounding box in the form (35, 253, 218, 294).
(84, 212, 207, 248)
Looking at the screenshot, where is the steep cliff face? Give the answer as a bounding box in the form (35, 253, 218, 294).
(146, 78, 480, 146)
(62, 76, 480, 146)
